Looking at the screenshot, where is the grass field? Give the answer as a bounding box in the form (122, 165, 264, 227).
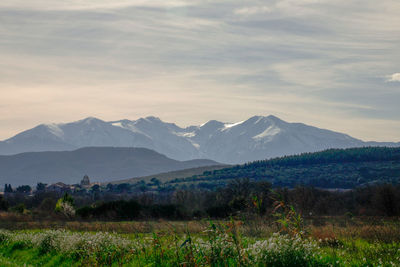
(1, 218, 400, 266)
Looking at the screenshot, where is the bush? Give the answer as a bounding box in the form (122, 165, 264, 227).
(55, 193, 75, 218)
(149, 204, 183, 219)
(206, 205, 232, 218)
(77, 200, 141, 220)
(10, 203, 25, 214)
(245, 233, 321, 266)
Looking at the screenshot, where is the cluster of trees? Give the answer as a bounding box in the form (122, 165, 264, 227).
(2, 179, 400, 219)
(4, 184, 13, 193)
(2, 178, 174, 197)
(249, 146, 400, 167)
(168, 147, 400, 189)
(3, 184, 32, 194)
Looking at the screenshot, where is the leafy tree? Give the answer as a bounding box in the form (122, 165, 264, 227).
(10, 203, 25, 214)
(106, 183, 114, 192)
(117, 183, 131, 193)
(55, 193, 75, 217)
(4, 184, 13, 193)
(90, 184, 100, 193)
(61, 193, 74, 206)
(39, 198, 56, 212)
(150, 178, 161, 186)
(36, 182, 47, 192)
(16, 185, 31, 194)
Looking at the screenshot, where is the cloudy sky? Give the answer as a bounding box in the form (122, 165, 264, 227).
(0, 0, 399, 141)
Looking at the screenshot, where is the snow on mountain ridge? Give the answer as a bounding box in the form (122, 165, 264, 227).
(44, 123, 64, 139)
(1, 115, 398, 163)
(224, 120, 245, 129)
(253, 125, 281, 140)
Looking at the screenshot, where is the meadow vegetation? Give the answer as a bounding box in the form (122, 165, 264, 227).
(1, 217, 400, 266)
(1, 193, 400, 266)
(1, 147, 400, 265)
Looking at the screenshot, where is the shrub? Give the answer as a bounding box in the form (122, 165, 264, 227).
(245, 233, 320, 266)
(10, 203, 25, 214)
(206, 205, 232, 218)
(149, 204, 183, 219)
(77, 200, 141, 220)
(0, 229, 11, 244)
(55, 193, 75, 218)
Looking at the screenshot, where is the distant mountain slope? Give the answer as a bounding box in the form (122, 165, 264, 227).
(168, 147, 400, 189)
(0, 147, 220, 186)
(110, 164, 230, 185)
(0, 116, 398, 163)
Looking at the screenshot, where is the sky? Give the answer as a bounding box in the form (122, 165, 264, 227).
(0, 0, 399, 141)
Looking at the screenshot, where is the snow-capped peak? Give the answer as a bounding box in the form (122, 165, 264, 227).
(78, 117, 101, 124)
(1, 115, 395, 164)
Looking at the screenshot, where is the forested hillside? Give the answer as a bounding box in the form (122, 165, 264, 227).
(168, 147, 400, 189)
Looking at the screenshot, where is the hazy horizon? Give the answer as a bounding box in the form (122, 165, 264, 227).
(1, 0, 399, 141)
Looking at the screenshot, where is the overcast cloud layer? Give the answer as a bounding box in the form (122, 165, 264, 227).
(0, 0, 399, 141)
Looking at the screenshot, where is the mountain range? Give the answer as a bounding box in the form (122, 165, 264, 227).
(0, 115, 398, 164)
(0, 147, 220, 186)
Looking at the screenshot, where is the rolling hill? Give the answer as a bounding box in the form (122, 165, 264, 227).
(0, 147, 220, 186)
(165, 147, 400, 189)
(110, 164, 230, 185)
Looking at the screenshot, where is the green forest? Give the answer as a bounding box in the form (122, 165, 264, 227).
(168, 147, 400, 189)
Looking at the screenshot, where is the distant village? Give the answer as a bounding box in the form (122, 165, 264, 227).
(2, 175, 101, 195)
(47, 175, 103, 193)
(1, 174, 172, 196)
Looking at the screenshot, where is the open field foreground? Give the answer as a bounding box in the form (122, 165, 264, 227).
(1, 219, 400, 266)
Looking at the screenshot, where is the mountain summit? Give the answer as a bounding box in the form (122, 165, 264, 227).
(0, 116, 398, 163)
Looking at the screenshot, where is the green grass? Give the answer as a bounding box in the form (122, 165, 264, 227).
(319, 239, 400, 266)
(1, 223, 400, 266)
(0, 246, 75, 267)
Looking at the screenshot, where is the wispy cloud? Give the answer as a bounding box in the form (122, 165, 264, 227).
(0, 0, 194, 10)
(386, 73, 400, 82)
(0, 0, 400, 141)
(234, 6, 272, 15)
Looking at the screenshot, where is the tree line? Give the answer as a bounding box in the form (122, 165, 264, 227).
(1, 180, 399, 220)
